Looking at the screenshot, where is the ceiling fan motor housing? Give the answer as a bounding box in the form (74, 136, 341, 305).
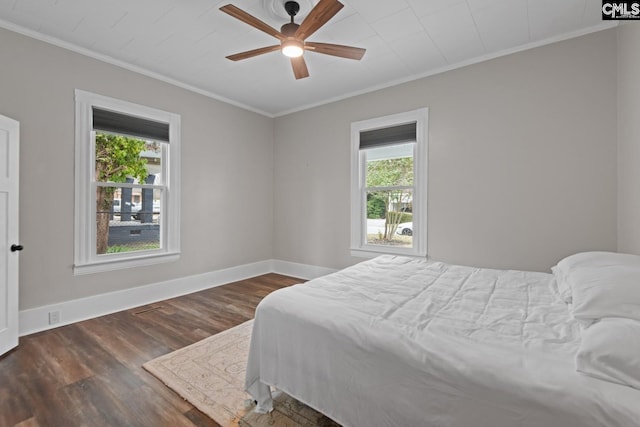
(281, 22, 300, 36)
(284, 1, 300, 18)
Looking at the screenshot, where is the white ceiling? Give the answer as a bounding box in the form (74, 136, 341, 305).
(0, 0, 615, 117)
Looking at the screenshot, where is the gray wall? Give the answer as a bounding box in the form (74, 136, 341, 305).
(618, 23, 640, 255)
(0, 28, 275, 310)
(0, 24, 625, 312)
(273, 29, 618, 273)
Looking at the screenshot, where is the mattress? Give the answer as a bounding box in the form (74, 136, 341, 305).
(245, 255, 640, 427)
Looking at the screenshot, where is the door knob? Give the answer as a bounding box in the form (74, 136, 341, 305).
(10, 244, 23, 252)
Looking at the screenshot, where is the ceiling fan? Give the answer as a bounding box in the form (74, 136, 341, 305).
(219, 0, 366, 79)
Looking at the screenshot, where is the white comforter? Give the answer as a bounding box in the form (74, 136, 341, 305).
(245, 255, 640, 427)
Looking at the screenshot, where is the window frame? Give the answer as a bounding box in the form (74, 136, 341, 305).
(74, 89, 181, 275)
(350, 108, 428, 258)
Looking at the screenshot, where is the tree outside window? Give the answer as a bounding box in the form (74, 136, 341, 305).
(94, 133, 157, 254)
(365, 145, 414, 247)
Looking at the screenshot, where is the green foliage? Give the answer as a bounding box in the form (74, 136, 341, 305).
(366, 157, 413, 187)
(398, 212, 412, 223)
(367, 193, 387, 219)
(366, 156, 414, 241)
(106, 245, 127, 253)
(95, 133, 149, 184)
(106, 243, 160, 253)
(95, 132, 153, 255)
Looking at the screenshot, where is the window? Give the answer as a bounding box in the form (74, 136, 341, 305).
(74, 90, 180, 274)
(350, 108, 428, 258)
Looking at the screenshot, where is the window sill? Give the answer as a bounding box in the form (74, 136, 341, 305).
(74, 251, 180, 275)
(351, 247, 427, 259)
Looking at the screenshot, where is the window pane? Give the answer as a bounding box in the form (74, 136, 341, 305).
(95, 132, 162, 184)
(96, 186, 162, 255)
(366, 189, 413, 248)
(365, 143, 414, 188)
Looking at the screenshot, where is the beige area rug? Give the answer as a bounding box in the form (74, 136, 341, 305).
(143, 320, 340, 427)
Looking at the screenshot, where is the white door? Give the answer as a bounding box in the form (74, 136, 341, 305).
(0, 114, 20, 356)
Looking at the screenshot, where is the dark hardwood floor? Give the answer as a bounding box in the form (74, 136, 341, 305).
(0, 273, 302, 427)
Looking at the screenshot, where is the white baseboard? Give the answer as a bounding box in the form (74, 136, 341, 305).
(272, 259, 338, 280)
(18, 259, 336, 336)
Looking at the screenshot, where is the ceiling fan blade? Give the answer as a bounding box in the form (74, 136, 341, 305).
(226, 45, 281, 61)
(220, 4, 285, 41)
(294, 0, 344, 41)
(305, 42, 366, 60)
(291, 56, 310, 79)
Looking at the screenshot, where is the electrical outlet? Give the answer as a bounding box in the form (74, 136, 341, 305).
(48, 311, 61, 325)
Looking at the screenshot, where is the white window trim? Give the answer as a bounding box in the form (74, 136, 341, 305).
(74, 89, 181, 275)
(350, 108, 428, 258)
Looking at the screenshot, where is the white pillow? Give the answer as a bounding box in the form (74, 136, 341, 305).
(550, 266, 572, 303)
(570, 266, 640, 323)
(576, 318, 640, 390)
(553, 251, 640, 276)
(552, 251, 640, 322)
(550, 252, 621, 304)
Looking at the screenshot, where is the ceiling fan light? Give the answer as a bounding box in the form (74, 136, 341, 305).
(282, 39, 304, 58)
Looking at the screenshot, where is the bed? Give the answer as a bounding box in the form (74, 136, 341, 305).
(245, 254, 640, 427)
